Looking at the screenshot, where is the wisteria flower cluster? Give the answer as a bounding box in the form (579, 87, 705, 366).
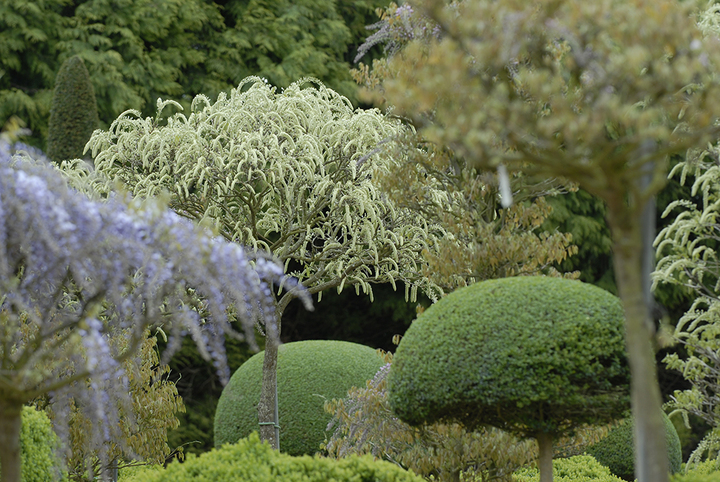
(0, 140, 308, 478)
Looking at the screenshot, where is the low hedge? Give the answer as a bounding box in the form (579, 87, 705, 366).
(672, 460, 720, 482)
(512, 455, 625, 482)
(672, 473, 720, 482)
(120, 432, 423, 482)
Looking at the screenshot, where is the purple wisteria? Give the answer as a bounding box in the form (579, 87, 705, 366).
(0, 140, 310, 482)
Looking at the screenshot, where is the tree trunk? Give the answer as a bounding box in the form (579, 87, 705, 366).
(0, 400, 23, 482)
(258, 331, 279, 450)
(536, 432, 553, 482)
(609, 213, 669, 482)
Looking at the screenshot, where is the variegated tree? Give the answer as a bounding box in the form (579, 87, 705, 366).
(79, 77, 444, 450)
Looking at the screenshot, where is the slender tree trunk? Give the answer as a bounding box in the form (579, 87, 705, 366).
(258, 331, 279, 450)
(608, 212, 668, 482)
(0, 400, 23, 482)
(536, 432, 553, 482)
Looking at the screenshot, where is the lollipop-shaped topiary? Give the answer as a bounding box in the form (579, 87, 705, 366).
(388, 276, 631, 482)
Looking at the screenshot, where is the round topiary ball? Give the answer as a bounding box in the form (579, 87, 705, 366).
(586, 412, 682, 480)
(388, 276, 630, 436)
(214, 340, 385, 455)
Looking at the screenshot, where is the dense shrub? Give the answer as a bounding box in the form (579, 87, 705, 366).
(513, 455, 624, 482)
(587, 413, 682, 480)
(214, 340, 385, 455)
(0, 406, 68, 481)
(671, 459, 720, 481)
(120, 432, 423, 482)
(388, 277, 629, 432)
(672, 471, 720, 482)
(46, 55, 99, 163)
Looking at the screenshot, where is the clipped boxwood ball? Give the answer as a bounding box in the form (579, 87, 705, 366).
(587, 412, 682, 480)
(388, 276, 630, 436)
(214, 340, 384, 455)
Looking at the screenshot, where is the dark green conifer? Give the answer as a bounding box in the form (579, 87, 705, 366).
(46, 55, 98, 163)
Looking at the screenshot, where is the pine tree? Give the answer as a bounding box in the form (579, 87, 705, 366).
(46, 56, 99, 163)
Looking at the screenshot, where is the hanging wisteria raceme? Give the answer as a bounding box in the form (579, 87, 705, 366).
(0, 140, 310, 482)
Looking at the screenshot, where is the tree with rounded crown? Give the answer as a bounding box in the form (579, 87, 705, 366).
(78, 77, 444, 450)
(371, 1, 720, 480)
(0, 138, 303, 482)
(388, 276, 630, 482)
(46, 55, 99, 164)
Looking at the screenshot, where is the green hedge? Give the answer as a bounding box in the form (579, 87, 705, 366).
(513, 455, 625, 482)
(120, 432, 423, 482)
(214, 340, 385, 455)
(587, 413, 682, 480)
(0, 406, 68, 482)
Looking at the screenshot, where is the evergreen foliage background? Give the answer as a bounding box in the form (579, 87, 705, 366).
(0, 0, 387, 150)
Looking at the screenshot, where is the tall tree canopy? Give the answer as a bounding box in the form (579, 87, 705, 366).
(370, 1, 720, 481)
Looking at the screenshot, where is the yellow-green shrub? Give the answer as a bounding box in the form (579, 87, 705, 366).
(120, 432, 423, 482)
(0, 406, 68, 482)
(512, 455, 624, 482)
(671, 459, 720, 482)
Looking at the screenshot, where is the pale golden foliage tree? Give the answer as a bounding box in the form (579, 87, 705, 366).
(375, 133, 577, 291)
(371, 1, 720, 481)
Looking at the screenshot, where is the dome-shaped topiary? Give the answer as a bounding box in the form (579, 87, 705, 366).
(389, 276, 629, 432)
(0, 406, 67, 481)
(586, 412, 682, 480)
(214, 340, 385, 456)
(388, 276, 630, 482)
(47, 55, 99, 163)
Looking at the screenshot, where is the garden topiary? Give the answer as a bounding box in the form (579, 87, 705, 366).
(0, 406, 67, 481)
(46, 55, 99, 163)
(587, 412, 682, 480)
(214, 340, 385, 455)
(513, 454, 625, 482)
(120, 432, 424, 482)
(388, 276, 630, 482)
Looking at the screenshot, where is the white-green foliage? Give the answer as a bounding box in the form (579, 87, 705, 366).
(79, 77, 444, 304)
(653, 141, 720, 468)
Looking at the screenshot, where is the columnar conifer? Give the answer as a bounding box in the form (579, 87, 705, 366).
(46, 56, 99, 163)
